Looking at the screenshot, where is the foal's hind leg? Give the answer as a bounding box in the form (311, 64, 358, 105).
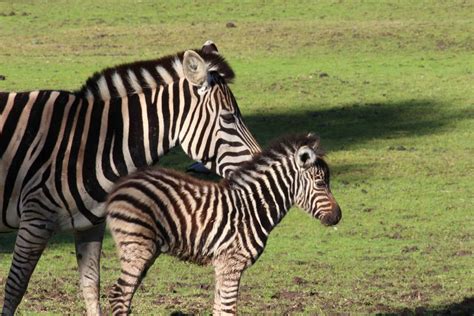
(108, 234, 159, 315)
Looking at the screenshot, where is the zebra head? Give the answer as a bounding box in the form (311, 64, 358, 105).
(179, 42, 261, 178)
(294, 136, 341, 226)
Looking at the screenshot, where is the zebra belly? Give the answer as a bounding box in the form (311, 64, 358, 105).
(64, 202, 107, 232)
(0, 192, 107, 233)
(0, 219, 19, 232)
(0, 193, 21, 232)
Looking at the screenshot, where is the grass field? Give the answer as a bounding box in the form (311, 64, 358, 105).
(1, 0, 473, 314)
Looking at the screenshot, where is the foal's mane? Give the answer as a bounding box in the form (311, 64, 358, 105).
(226, 133, 327, 181)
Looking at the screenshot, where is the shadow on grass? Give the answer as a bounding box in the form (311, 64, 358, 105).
(0, 231, 74, 254)
(0, 99, 466, 251)
(0, 233, 16, 254)
(243, 99, 463, 150)
(378, 296, 474, 316)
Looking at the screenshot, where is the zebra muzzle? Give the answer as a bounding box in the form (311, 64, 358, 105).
(320, 204, 342, 226)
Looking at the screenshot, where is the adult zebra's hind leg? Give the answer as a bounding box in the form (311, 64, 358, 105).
(74, 221, 106, 316)
(1, 216, 55, 316)
(108, 234, 159, 315)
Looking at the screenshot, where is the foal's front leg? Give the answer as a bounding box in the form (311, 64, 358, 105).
(108, 236, 159, 315)
(212, 260, 245, 316)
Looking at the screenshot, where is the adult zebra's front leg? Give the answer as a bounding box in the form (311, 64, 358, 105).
(74, 222, 106, 316)
(1, 213, 56, 315)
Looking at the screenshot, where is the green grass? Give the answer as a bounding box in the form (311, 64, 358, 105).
(1, 0, 473, 314)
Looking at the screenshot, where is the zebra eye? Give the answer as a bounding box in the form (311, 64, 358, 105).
(221, 113, 235, 123)
(315, 180, 325, 188)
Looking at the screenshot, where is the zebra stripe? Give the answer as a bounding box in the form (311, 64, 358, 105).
(0, 41, 260, 316)
(107, 133, 342, 315)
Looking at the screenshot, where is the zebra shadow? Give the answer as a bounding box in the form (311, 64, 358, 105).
(376, 296, 474, 315)
(242, 99, 467, 151)
(188, 98, 467, 182)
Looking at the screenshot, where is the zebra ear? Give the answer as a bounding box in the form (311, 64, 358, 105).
(295, 146, 317, 169)
(307, 133, 320, 150)
(183, 50, 208, 86)
(202, 40, 219, 54)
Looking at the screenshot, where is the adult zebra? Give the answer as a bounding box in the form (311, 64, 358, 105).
(106, 133, 342, 315)
(0, 41, 260, 315)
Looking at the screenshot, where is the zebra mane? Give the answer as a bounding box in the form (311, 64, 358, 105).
(112, 133, 327, 194)
(76, 49, 235, 101)
(227, 133, 327, 181)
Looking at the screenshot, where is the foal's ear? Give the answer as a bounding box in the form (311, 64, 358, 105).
(183, 50, 208, 87)
(295, 146, 317, 169)
(307, 133, 321, 150)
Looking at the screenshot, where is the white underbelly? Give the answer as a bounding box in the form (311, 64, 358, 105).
(0, 197, 107, 233)
(58, 202, 107, 232)
(0, 197, 21, 232)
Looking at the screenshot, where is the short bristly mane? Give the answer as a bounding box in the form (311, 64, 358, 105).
(112, 134, 327, 192)
(225, 133, 327, 183)
(75, 49, 235, 101)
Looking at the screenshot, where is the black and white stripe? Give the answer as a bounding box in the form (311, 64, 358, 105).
(107, 133, 342, 315)
(0, 41, 260, 315)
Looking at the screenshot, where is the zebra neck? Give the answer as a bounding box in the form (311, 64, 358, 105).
(102, 80, 192, 178)
(231, 164, 296, 235)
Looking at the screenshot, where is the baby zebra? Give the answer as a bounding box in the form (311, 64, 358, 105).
(106, 133, 342, 315)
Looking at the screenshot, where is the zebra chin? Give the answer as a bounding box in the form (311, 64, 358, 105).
(317, 204, 342, 226)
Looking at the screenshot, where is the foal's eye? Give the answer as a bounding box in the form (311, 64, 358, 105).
(315, 181, 325, 188)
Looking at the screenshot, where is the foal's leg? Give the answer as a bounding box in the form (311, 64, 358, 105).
(212, 259, 246, 316)
(1, 214, 55, 315)
(74, 221, 106, 316)
(109, 236, 159, 315)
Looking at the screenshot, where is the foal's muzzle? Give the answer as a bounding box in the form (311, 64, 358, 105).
(320, 204, 342, 226)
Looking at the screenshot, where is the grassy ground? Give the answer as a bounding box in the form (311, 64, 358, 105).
(1, 0, 473, 314)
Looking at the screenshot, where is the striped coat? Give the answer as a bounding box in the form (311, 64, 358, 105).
(0, 41, 260, 315)
(107, 133, 341, 315)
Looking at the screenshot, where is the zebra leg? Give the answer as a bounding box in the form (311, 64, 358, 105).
(109, 238, 159, 315)
(74, 222, 106, 316)
(2, 217, 55, 315)
(212, 260, 245, 316)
